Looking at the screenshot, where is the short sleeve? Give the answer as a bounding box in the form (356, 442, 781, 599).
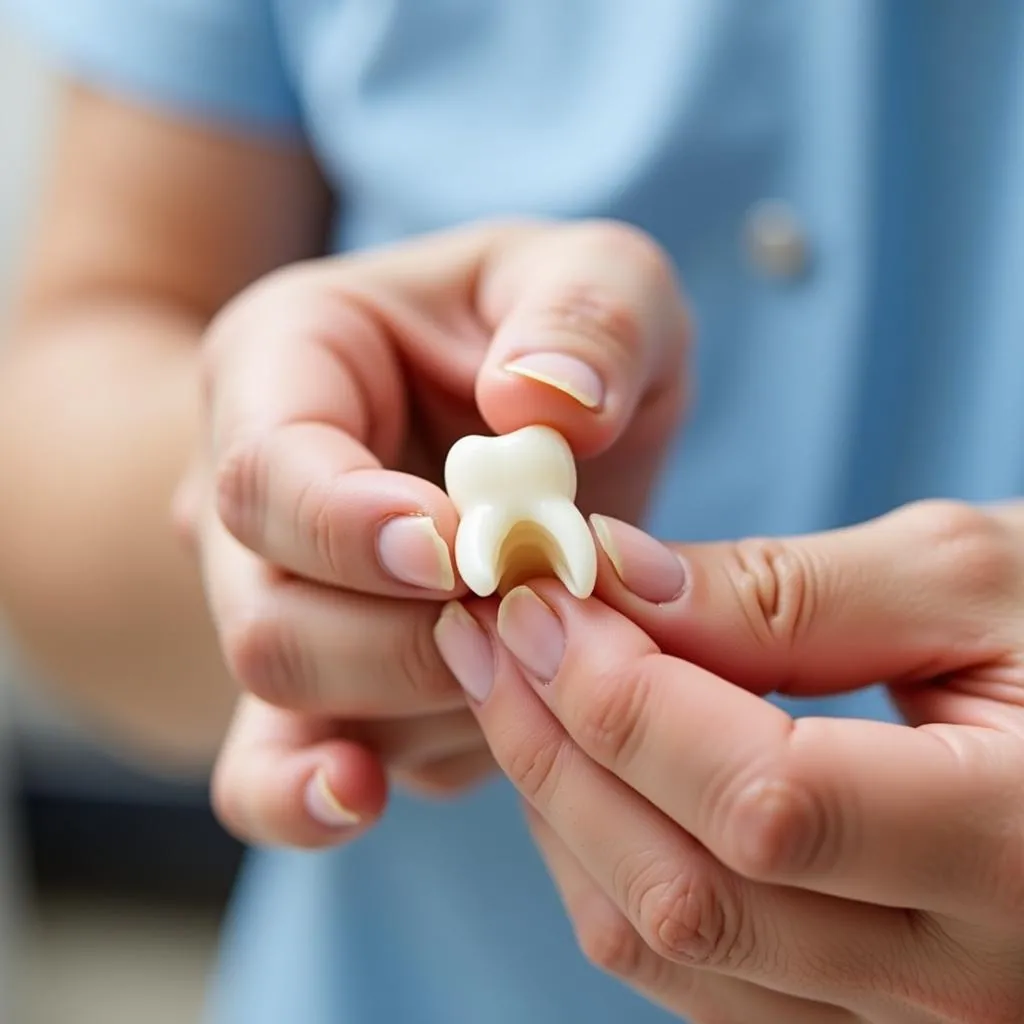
(0, 0, 303, 135)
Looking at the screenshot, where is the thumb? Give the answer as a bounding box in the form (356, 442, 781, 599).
(589, 500, 1022, 697)
(474, 221, 689, 460)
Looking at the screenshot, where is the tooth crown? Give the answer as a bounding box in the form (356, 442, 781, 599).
(445, 426, 578, 514)
(444, 425, 597, 599)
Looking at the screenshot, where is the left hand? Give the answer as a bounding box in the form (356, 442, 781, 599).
(440, 499, 1024, 1023)
(184, 219, 689, 847)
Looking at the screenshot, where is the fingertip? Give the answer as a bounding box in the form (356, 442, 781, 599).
(305, 465, 467, 596)
(509, 576, 593, 615)
(305, 742, 389, 832)
(589, 515, 690, 607)
(304, 767, 363, 827)
(503, 576, 605, 630)
(503, 576, 661, 664)
(348, 469, 465, 593)
(216, 741, 389, 851)
(376, 511, 457, 593)
(475, 369, 621, 461)
(503, 353, 605, 411)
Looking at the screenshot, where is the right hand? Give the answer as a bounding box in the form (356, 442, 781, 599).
(180, 219, 690, 848)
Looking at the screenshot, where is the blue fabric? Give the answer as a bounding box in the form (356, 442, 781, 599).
(5, 0, 1024, 1020)
(3, 0, 303, 133)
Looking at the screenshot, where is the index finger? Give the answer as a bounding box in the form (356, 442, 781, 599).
(204, 269, 464, 596)
(495, 582, 1024, 922)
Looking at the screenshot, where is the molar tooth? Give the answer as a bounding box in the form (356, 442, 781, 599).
(444, 425, 597, 599)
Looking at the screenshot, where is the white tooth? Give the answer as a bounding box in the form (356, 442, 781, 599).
(444, 425, 597, 599)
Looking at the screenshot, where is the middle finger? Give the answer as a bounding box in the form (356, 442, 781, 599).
(205, 515, 467, 716)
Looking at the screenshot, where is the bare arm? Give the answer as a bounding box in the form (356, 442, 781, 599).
(0, 84, 331, 766)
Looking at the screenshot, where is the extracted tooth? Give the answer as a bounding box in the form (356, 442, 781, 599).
(444, 425, 598, 599)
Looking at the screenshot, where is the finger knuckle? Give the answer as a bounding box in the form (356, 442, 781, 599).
(705, 719, 839, 881)
(900, 499, 1015, 597)
(396, 617, 462, 703)
(575, 658, 654, 768)
(723, 537, 815, 650)
(627, 859, 747, 970)
(294, 478, 345, 578)
(221, 604, 314, 709)
(540, 283, 645, 362)
(215, 438, 270, 543)
(500, 726, 573, 806)
(717, 766, 834, 881)
(576, 905, 648, 980)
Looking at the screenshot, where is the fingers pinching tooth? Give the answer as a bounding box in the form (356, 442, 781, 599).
(218, 419, 461, 596)
(474, 221, 689, 458)
(444, 425, 597, 599)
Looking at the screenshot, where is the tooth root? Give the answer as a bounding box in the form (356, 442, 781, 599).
(519, 500, 596, 599)
(453, 505, 512, 597)
(444, 425, 598, 600)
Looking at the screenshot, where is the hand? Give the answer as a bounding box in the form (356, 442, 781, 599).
(451, 500, 1024, 1022)
(176, 219, 689, 847)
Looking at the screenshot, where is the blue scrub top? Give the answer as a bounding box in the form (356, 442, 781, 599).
(6, 1, 1024, 1021)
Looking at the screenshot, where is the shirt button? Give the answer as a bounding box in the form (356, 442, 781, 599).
(743, 199, 810, 280)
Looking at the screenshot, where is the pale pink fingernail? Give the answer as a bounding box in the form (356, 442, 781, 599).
(304, 768, 361, 828)
(503, 352, 605, 410)
(434, 602, 495, 703)
(497, 586, 565, 683)
(591, 515, 687, 604)
(377, 515, 455, 591)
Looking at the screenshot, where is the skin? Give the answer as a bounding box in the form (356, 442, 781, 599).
(0, 83, 330, 764)
(0, 82, 690, 815)
(450, 501, 1024, 1022)
(193, 216, 689, 841)
(15, 79, 1023, 1024)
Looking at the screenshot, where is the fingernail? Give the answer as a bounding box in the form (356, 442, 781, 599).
(591, 515, 687, 604)
(503, 352, 605, 410)
(433, 602, 495, 703)
(305, 768, 361, 828)
(377, 515, 455, 591)
(497, 586, 565, 683)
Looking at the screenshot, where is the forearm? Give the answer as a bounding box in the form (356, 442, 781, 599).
(0, 300, 234, 768)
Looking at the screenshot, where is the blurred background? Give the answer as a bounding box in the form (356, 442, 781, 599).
(0, 25, 242, 1024)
